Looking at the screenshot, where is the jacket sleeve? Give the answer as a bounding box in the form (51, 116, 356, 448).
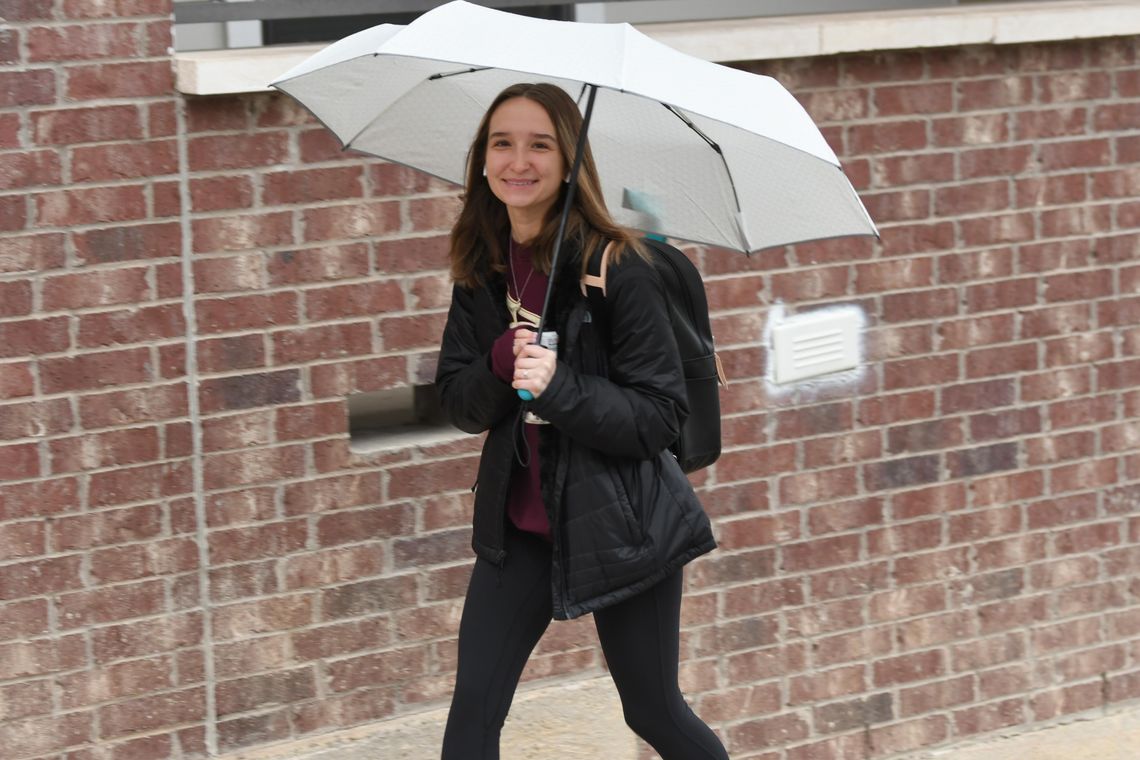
(529, 254, 688, 460)
(435, 283, 519, 434)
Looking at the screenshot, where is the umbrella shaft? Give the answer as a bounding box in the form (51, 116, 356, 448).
(534, 83, 598, 340)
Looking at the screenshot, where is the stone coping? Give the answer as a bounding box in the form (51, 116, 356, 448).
(175, 0, 1140, 95)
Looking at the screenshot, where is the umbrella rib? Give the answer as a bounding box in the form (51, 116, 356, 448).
(427, 66, 491, 80)
(661, 102, 749, 249)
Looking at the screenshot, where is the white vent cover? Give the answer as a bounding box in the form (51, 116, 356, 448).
(771, 307, 861, 384)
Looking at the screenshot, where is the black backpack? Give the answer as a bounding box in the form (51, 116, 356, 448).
(581, 237, 726, 473)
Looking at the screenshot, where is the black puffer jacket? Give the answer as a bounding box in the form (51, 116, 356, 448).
(435, 239, 716, 619)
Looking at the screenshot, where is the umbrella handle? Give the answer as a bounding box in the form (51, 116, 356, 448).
(517, 389, 534, 401)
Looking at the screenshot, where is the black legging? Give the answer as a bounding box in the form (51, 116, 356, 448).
(441, 525, 729, 759)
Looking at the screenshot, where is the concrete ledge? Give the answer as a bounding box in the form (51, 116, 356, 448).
(215, 677, 635, 760)
(175, 0, 1140, 95)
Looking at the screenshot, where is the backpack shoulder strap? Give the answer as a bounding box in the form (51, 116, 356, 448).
(580, 240, 616, 298)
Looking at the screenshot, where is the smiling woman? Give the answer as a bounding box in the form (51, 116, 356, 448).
(484, 97, 568, 242)
(433, 82, 726, 760)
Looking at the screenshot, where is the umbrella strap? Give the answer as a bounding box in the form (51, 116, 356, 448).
(533, 83, 598, 339)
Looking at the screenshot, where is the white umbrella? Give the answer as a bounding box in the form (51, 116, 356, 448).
(270, 0, 877, 256)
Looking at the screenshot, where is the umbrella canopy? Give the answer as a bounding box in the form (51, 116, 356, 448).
(271, 0, 876, 254)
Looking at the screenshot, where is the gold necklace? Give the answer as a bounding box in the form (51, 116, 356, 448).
(507, 238, 539, 325)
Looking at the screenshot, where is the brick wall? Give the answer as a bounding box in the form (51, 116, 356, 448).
(1, 1, 1138, 757)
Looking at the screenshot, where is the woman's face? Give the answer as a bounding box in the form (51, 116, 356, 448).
(484, 97, 567, 225)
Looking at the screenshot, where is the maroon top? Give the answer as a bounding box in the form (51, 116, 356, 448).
(489, 242, 551, 541)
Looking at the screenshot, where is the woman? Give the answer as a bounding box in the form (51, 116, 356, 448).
(435, 82, 728, 760)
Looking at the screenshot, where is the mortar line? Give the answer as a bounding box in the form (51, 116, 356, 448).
(175, 95, 219, 756)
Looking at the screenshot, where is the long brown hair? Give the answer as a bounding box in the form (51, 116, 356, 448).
(448, 82, 643, 288)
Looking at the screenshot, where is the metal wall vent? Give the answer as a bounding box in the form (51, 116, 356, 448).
(771, 307, 861, 384)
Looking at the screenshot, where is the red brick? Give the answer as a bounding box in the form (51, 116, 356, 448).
(209, 521, 306, 566)
(188, 132, 289, 171)
(1092, 166, 1140, 200)
(932, 112, 1009, 148)
(309, 356, 408, 398)
(854, 257, 932, 293)
(201, 410, 274, 453)
(216, 668, 316, 717)
(202, 445, 307, 490)
(0, 314, 69, 358)
(66, 60, 173, 100)
(728, 713, 811, 752)
(374, 235, 450, 273)
(848, 120, 927, 154)
(379, 312, 449, 352)
(33, 105, 143, 145)
(1050, 459, 1118, 495)
(0, 712, 92, 757)
(1020, 303, 1093, 338)
(0, 68, 56, 107)
(960, 144, 1034, 179)
(263, 167, 364, 205)
(71, 139, 177, 182)
(198, 370, 301, 413)
(0, 441, 41, 479)
(264, 243, 369, 287)
(860, 188, 930, 223)
(99, 688, 206, 739)
(73, 221, 181, 265)
(856, 390, 935, 426)
(878, 221, 955, 256)
(272, 322, 373, 363)
(797, 87, 869, 124)
(964, 277, 1036, 314)
(954, 698, 1024, 737)
(1021, 367, 1092, 401)
(90, 538, 199, 584)
(868, 582, 947, 623)
(890, 483, 967, 520)
(893, 547, 970, 586)
(40, 347, 152, 394)
(936, 314, 1014, 351)
(0, 281, 33, 316)
(36, 184, 147, 226)
(1, 237, 60, 282)
(1039, 138, 1113, 170)
(886, 418, 963, 455)
(883, 355, 958, 390)
(77, 303, 185, 348)
(1016, 176, 1089, 212)
(802, 430, 882, 469)
(960, 212, 1035, 247)
(42, 267, 149, 310)
(873, 650, 944, 687)
(966, 342, 1037, 378)
(881, 288, 957, 322)
(0, 194, 28, 231)
(88, 460, 192, 507)
(935, 180, 1010, 215)
(197, 334, 267, 373)
(949, 504, 1021, 544)
(0, 113, 17, 147)
(1036, 68, 1109, 99)
(0, 360, 36, 400)
(190, 175, 255, 212)
(937, 248, 1015, 284)
(0, 149, 62, 191)
(77, 384, 187, 429)
(50, 426, 162, 472)
(305, 282, 408, 321)
(192, 212, 293, 253)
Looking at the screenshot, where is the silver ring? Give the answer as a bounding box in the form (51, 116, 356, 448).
(522, 369, 530, 378)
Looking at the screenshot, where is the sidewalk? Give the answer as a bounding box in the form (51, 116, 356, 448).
(917, 706, 1140, 760)
(220, 682, 1140, 760)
